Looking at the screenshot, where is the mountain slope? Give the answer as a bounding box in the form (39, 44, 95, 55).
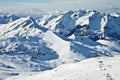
(39, 10, 120, 40)
(6, 55, 120, 80)
(0, 10, 120, 80)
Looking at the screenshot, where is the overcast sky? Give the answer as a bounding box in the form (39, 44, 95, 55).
(0, 0, 120, 11)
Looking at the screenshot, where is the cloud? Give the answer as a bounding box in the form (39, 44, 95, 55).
(0, 0, 120, 11)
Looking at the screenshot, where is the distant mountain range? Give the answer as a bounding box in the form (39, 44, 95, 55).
(0, 9, 120, 80)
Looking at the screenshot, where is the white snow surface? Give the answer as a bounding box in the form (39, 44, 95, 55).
(6, 55, 120, 80)
(0, 9, 120, 80)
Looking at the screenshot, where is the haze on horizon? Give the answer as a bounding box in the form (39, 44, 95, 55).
(0, 0, 120, 11)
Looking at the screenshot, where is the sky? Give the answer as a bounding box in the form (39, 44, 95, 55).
(0, 0, 120, 11)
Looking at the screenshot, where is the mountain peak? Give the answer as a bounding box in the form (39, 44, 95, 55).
(0, 10, 120, 80)
(0, 14, 19, 24)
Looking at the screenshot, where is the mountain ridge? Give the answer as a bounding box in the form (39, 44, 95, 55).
(0, 9, 120, 80)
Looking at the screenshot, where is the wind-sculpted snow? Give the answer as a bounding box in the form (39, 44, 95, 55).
(0, 9, 120, 79)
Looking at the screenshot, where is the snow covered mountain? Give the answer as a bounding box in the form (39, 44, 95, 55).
(6, 55, 120, 80)
(0, 14, 19, 24)
(0, 9, 120, 80)
(40, 10, 120, 40)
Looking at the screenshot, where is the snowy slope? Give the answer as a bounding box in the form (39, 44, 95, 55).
(0, 9, 120, 80)
(43, 31, 86, 63)
(6, 55, 120, 80)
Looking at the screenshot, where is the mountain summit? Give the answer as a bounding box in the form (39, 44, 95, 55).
(0, 9, 120, 80)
